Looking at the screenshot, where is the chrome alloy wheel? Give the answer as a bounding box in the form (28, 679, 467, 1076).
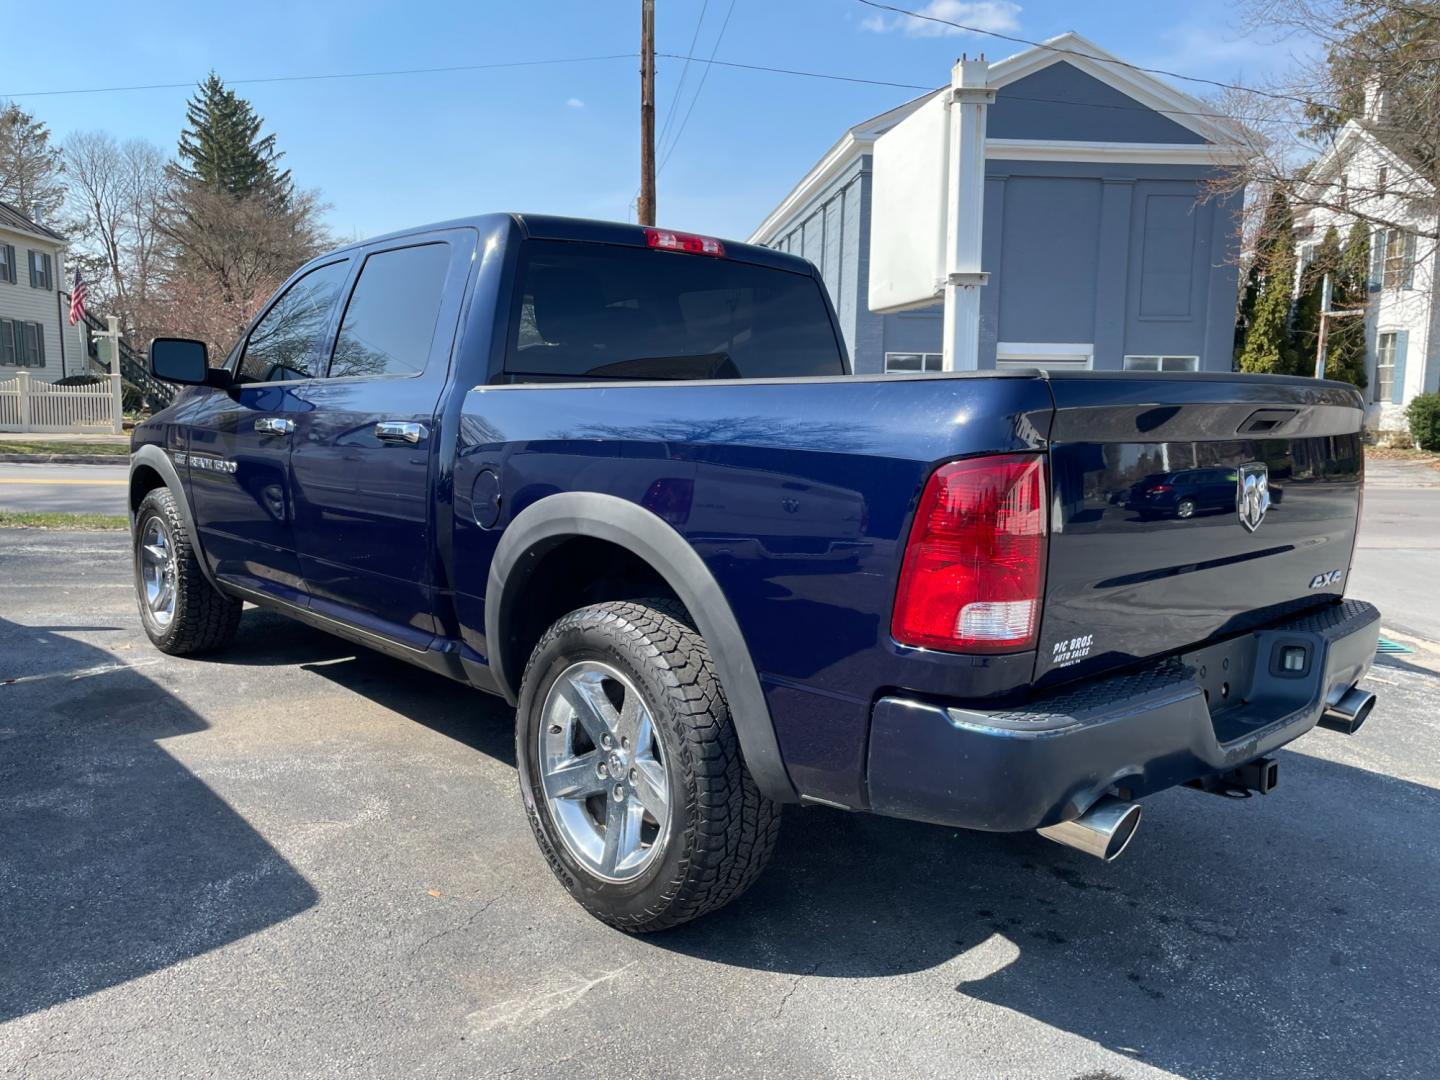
(138, 515, 178, 628)
(538, 660, 670, 882)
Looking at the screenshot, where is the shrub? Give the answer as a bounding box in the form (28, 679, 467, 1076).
(1407, 393, 1440, 451)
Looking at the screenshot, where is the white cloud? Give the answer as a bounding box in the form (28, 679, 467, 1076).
(860, 0, 1020, 38)
(1142, 19, 1322, 88)
(565, 97, 586, 109)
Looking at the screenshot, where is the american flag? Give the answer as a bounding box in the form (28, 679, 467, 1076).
(68, 269, 88, 326)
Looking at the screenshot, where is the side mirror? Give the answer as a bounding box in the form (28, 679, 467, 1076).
(149, 337, 210, 385)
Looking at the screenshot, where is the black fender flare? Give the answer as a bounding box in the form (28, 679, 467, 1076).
(129, 443, 223, 593)
(486, 491, 799, 804)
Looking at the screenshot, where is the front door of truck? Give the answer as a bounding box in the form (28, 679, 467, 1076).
(185, 258, 352, 602)
(288, 230, 473, 644)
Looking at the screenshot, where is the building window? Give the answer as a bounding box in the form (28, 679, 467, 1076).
(883, 352, 942, 373)
(27, 250, 53, 290)
(1375, 332, 1397, 401)
(1377, 166, 1389, 197)
(1123, 355, 1200, 372)
(0, 244, 15, 284)
(1339, 174, 1349, 208)
(0, 319, 45, 367)
(1382, 229, 1414, 289)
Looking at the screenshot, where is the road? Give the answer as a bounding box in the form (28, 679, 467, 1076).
(0, 463, 126, 515)
(1346, 457, 1440, 643)
(2, 528, 1439, 1076)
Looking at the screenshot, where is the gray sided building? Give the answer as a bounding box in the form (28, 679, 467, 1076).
(749, 33, 1247, 376)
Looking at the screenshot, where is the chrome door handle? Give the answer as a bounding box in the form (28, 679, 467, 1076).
(375, 421, 427, 444)
(254, 416, 294, 435)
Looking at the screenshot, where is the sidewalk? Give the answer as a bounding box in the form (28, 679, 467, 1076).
(0, 432, 131, 445)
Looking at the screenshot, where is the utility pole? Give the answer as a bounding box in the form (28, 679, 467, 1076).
(638, 0, 656, 226)
(942, 55, 993, 372)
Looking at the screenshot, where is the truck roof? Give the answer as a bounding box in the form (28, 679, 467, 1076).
(329, 212, 815, 276)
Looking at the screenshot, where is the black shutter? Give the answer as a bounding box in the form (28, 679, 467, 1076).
(28, 250, 37, 288)
(0, 319, 14, 364)
(43, 253, 53, 290)
(35, 322, 46, 366)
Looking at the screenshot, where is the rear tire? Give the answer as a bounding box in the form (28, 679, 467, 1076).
(516, 599, 781, 932)
(133, 487, 242, 655)
(1176, 497, 1197, 519)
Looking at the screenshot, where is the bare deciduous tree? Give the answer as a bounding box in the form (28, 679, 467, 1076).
(153, 183, 330, 355)
(1225, 0, 1440, 246)
(64, 132, 172, 341)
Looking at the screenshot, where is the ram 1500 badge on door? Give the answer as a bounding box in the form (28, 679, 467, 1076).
(132, 214, 1379, 931)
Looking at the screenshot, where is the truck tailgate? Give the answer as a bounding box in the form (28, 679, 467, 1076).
(1035, 374, 1365, 687)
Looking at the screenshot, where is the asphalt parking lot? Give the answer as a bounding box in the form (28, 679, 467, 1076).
(3, 501, 1439, 1078)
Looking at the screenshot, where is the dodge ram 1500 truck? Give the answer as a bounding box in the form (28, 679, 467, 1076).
(132, 214, 1380, 932)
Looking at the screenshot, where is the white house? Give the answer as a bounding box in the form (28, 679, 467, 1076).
(1294, 89, 1439, 436)
(0, 201, 87, 381)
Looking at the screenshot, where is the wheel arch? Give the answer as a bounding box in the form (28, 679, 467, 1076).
(486, 491, 799, 804)
(129, 443, 223, 593)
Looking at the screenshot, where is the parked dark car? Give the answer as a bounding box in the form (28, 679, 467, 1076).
(1127, 467, 1238, 519)
(130, 214, 1379, 932)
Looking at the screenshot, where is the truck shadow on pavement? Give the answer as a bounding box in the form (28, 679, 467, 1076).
(207, 615, 1436, 1080)
(651, 737, 1440, 1079)
(0, 616, 319, 1025)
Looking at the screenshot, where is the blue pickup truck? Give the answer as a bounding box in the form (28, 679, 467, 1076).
(131, 214, 1379, 931)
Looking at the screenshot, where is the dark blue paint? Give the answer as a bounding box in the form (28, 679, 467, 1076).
(135, 212, 1372, 826)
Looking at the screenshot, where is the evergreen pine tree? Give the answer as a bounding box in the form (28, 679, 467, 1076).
(1238, 190, 1299, 375)
(0, 101, 66, 223)
(1291, 226, 1342, 375)
(1324, 220, 1371, 388)
(176, 74, 292, 205)
(1235, 187, 1293, 362)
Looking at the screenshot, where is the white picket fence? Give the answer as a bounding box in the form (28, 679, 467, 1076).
(0, 371, 124, 434)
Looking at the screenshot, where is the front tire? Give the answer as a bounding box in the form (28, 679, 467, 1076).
(133, 487, 242, 655)
(516, 600, 781, 932)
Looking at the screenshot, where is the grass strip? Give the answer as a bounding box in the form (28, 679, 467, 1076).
(0, 511, 128, 531)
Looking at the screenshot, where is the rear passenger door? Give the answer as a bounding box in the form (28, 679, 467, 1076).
(288, 229, 474, 645)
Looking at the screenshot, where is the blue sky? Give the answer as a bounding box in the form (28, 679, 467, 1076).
(5, 0, 1310, 242)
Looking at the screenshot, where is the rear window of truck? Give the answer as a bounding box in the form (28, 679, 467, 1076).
(505, 240, 846, 380)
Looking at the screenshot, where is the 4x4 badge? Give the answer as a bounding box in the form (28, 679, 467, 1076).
(1237, 462, 1270, 532)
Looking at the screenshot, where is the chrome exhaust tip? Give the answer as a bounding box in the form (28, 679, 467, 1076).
(1319, 686, 1375, 735)
(1037, 797, 1142, 863)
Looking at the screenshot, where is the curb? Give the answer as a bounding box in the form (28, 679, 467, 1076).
(0, 453, 128, 465)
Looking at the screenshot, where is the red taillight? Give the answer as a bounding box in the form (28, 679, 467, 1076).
(891, 453, 1048, 653)
(1147, 483, 1173, 494)
(644, 227, 725, 256)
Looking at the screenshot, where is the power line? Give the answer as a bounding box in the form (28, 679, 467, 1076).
(657, 51, 929, 91)
(853, 0, 1337, 114)
(655, 0, 710, 156)
(3, 42, 1292, 139)
(656, 54, 1291, 130)
(657, 0, 738, 175)
(0, 54, 638, 99)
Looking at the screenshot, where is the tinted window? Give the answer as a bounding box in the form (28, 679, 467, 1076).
(506, 240, 844, 380)
(329, 243, 451, 379)
(238, 260, 350, 383)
